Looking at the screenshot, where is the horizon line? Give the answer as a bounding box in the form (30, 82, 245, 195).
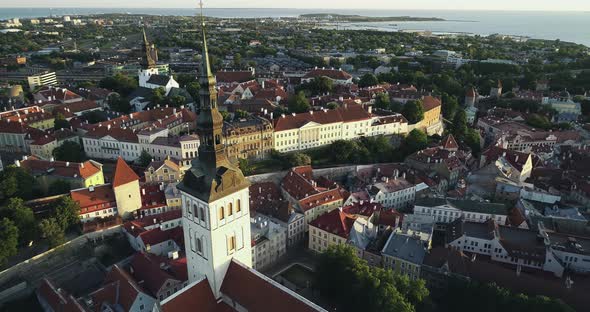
(0, 6, 587, 12)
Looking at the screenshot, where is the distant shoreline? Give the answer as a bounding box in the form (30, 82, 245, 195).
(298, 13, 445, 22)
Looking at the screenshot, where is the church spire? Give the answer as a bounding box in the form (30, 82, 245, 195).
(140, 23, 156, 69)
(195, 0, 226, 170)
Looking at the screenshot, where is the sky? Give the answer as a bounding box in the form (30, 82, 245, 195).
(2, 0, 590, 11)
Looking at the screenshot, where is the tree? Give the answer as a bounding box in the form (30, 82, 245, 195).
(138, 150, 153, 167)
(288, 91, 311, 113)
(175, 73, 196, 87)
(82, 111, 107, 124)
(107, 93, 132, 114)
(233, 53, 242, 68)
(330, 140, 359, 163)
(39, 218, 65, 247)
(526, 113, 553, 130)
(316, 244, 427, 312)
(53, 141, 85, 162)
(403, 129, 428, 155)
(402, 100, 424, 124)
(358, 73, 379, 88)
(48, 180, 72, 196)
(238, 158, 253, 176)
(0, 218, 18, 265)
(53, 196, 80, 231)
(169, 95, 186, 108)
(442, 93, 459, 120)
(464, 128, 481, 156)
(151, 87, 166, 105)
(99, 73, 138, 96)
(326, 102, 338, 110)
(54, 112, 70, 130)
(452, 110, 468, 139)
(2, 198, 36, 245)
(186, 82, 200, 100)
(0, 165, 38, 201)
(284, 152, 311, 167)
(374, 92, 391, 110)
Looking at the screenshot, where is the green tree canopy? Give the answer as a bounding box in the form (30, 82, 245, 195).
(53, 141, 85, 163)
(107, 93, 132, 114)
(138, 150, 153, 167)
(452, 110, 468, 139)
(0, 218, 18, 265)
(441, 93, 459, 120)
(2, 198, 36, 245)
(402, 100, 425, 124)
(358, 73, 379, 88)
(48, 180, 72, 196)
(53, 196, 80, 232)
(39, 218, 65, 248)
(54, 112, 70, 130)
(374, 92, 391, 110)
(403, 129, 428, 155)
(99, 73, 138, 96)
(288, 91, 311, 113)
(0, 165, 38, 201)
(151, 87, 166, 105)
(316, 244, 428, 312)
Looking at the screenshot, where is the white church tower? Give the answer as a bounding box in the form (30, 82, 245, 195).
(138, 27, 160, 88)
(177, 8, 252, 299)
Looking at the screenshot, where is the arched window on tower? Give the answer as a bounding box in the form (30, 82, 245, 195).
(218, 206, 224, 221)
(228, 202, 233, 216)
(215, 134, 221, 145)
(236, 199, 241, 213)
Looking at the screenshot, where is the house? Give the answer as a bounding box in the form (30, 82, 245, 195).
(88, 265, 157, 312)
(29, 128, 79, 160)
(381, 232, 429, 280)
(144, 157, 183, 184)
(249, 182, 305, 246)
(223, 116, 274, 161)
(281, 166, 345, 228)
(18, 155, 104, 193)
(419, 95, 443, 135)
(71, 184, 118, 223)
(36, 278, 86, 312)
(129, 252, 188, 301)
(445, 218, 567, 277)
(301, 68, 353, 85)
(251, 214, 287, 270)
(479, 146, 534, 182)
(414, 196, 508, 225)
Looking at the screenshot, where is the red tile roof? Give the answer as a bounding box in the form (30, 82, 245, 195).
(441, 134, 459, 150)
(482, 146, 531, 172)
(221, 260, 322, 312)
(216, 71, 255, 84)
(273, 104, 371, 132)
(140, 184, 167, 210)
(303, 68, 352, 80)
(130, 252, 187, 296)
(113, 157, 139, 187)
(161, 278, 235, 312)
(20, 156, 101, 180)
(309, 208, 358, 239)
(84, 125, 139, 143)
(138, 226, 184, 247)
(71, 184, 116, 214)
(97, 265, 147, 312)
(38, 278, 87, 312)
(421, 96, 442, 112)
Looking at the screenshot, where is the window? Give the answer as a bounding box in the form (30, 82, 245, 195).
(196, 238, 203, 253)
(219, 206, 225, 220)
(200, 207, 205, 222)
(236, 199, 241, 212)
(228, 202, 233, 216)
(228, 235, 236, 252)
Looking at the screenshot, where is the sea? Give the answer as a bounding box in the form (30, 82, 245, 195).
(1, 8, 590, 47)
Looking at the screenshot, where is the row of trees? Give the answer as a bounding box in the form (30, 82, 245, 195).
(316, 245, 429, 312)
(0, 196, 80, 264)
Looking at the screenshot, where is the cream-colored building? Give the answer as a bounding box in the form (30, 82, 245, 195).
(112, 157, 142, 218)
(145, 157, 183, 184)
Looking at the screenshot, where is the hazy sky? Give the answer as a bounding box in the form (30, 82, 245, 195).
(2, 0, 590, 11)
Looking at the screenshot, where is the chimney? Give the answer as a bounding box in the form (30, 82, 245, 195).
(66, 161, 70, 166)
(142, 188, 146, 196)
(14, 160, 20, 167)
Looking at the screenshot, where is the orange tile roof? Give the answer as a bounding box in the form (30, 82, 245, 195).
(70, 184, 116, 214)
(309, 208, 357, 239)
(161, 278, 234, 312)
(21, 156, 101, 179)
(113, 157, 139, 187)
(303, 68, 352, 80)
